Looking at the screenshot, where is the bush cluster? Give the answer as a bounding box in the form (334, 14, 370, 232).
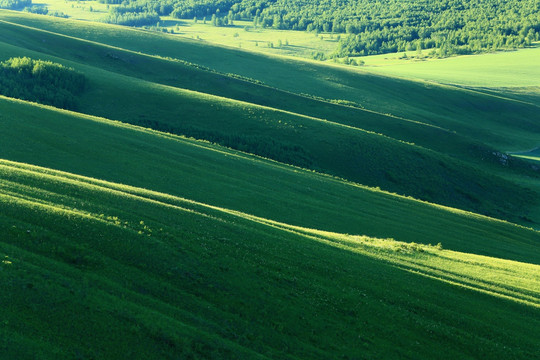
(102, 10, 160, 26)
(0, 57, 87, 110)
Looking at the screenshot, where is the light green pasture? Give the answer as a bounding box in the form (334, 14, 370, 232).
(355, 46, 540, 87)
(34, 0, 109, 20)
(11, 4, 540, 90)
(26, 1, 339, 59)
(160, 17, 339, 59)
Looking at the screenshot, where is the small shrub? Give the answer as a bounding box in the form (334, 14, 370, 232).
(23, 5, 48, 15)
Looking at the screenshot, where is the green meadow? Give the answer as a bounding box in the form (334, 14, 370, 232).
(2, 96, 539, 262)
(159, 17, 339, 59)
(1, 15, 538, 223)
(2, 12, 539, 153)
(0, 10, 539, 359)
(32, 0, 110, 21)
(2, 159, 539, 359)
(356, 46, 540, 88)
(3, 160, 540, 359)
(35, 0, 340, 59)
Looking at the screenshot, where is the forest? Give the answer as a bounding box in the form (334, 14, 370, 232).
(0, 57, 87, 109)
(98, 0, 540, 57)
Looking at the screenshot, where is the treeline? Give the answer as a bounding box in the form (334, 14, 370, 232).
(0, 57, 87, 110)
(0, 0, 31, 10)
(100, 0, 540, 57)
(22, 5, 69, 17)
(23, 4, 47, 14)
(102, 10, 159, 26)
(329, 0, 540, 57)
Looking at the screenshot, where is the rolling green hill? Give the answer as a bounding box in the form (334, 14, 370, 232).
(0, 13, 539, 224)
(2, 158, 540, 359)
(2, 96, 539, 264)
(1, 10, 540, 360)
(2, 12, 540, 151)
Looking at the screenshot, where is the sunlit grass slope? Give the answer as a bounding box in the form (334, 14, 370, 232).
(0, 18, 538, 223)
(0, 15, 535, 171)
(513, 148, 540, 161)
(1, 12, 539, 359)
(1, 96, 539, 265)
(2, 11, 539, 152)
(1, 159, 540, 359)
(0, 15, 530, 173)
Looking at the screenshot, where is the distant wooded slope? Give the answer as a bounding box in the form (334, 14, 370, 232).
(102, 0, 540, 56)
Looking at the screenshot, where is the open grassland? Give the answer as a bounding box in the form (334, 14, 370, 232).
(159, 17, 339, 59)
(0, 18, 507, 161)
(34, 1, 540, 93)
(25, 3, 540, 106)
(356, 46, 540, 88)
(2, 11, 539, 154)
(0, 34, 538, 223)
(0, 13, 539, 225)
(1, 11, 540, 359)
(1, 96, 539, 265)
(35, 0, 340, 59)
(33, 0, 110, 21)
(1, 159, 540, 359)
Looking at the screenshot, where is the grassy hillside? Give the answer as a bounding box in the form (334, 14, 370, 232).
(2, 11, 539, 152)
(0, 14, 539, 224)
(1, 96, 539, 265)
(1, 11, 540, 359)
(2, 159, 540, 359)
(2, 11, 539, 159)
(0, 18, 500, 160)
(3, 15, 537, 179)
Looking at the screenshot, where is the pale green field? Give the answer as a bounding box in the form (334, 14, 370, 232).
(354, 46, 540, 87)
(160, 17, 339, 59)
(34, 0, 109, 20)
(1, 12, 540, 358)
(28, 0, 339, 59)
